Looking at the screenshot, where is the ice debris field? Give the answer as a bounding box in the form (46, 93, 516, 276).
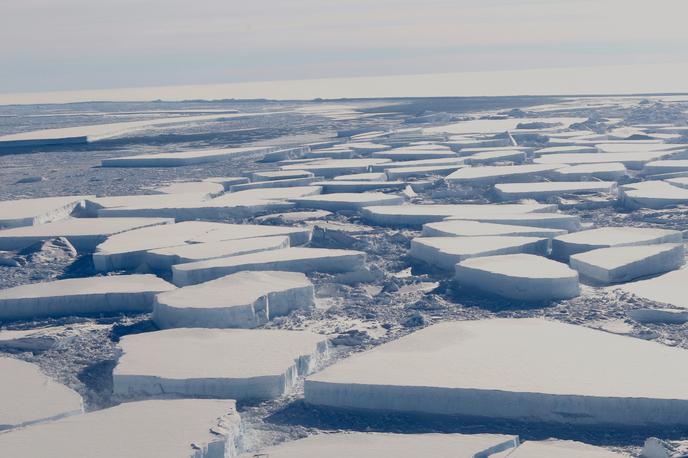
(2, 96, 688, 456)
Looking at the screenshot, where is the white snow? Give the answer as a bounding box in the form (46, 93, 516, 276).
(596, 143, 688, 153)
(0, 399, 242, 458)
(113, 328, 329, 400)
(386, 164, 465, 179)
(0, 357, 83, 430)
(422, 220, 566, 238)
(570, 243, 685, 284)
(442, 212, 582, 231)
(455, 254, 580, 301)
(507, 440, 628, 457)
(372, 149, 457, 161)
(281, 158, 392, 177)
(292, 192, 404, 211)
(495, 181, 616, 201)
(533, 152, 680, 169)
(424, 117, 585, 135)
(361, 203, 557, 226)
(620, 180, 688, 209)
(229, 176, 318, 192)
(534, 145, 598, 155)
(305, 318, 688, 426)
(251, 170, 315, 181)
(551, 227, 683, 260)
(0, 217, 172, 252)
(101, 146, 274, 167)
(172, 247, 367, 286)
(0, 274, 175, 320)
(552, 163, 627, 181)
(642, 160, 688, 175)
(145, 235, 290, 270)
(94, 221, 313, 271)
(333, 172, 387, 181)
(0, 196, 91, 228)
(410, 236, 548, 270)
(313, 180, 406, 193)
(152, 181, 225, 196)
(153, 270, 314, 328)
(203, 176, 249, 190)
(241, 433, 520, 458)
(666, 176, 688, 189)
(370, 157, 464, 171)
(445, 164, 563, 186)
(618, 268, 688, 310)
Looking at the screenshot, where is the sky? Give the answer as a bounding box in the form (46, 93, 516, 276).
(2, 0, 688, 96)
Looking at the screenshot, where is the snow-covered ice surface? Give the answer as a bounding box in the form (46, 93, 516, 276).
(0, 357, 83, 430)
(113, 328, 329, 400)
(0, 399, 242, 458)
(305, 318, 688, 426)
(506, 439, 629, 457)
(240, 432, 520, 457)
(4, 96, 688, 456)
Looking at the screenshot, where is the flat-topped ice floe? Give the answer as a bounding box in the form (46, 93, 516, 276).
(172, 247, 366, 286)
(410, 236, 548, 270)
(153, 270, 313, 328)
(95, 186, 322, 220)
(282, 158, 391, 177)
(114, 328, 329, 400)
(0, 217, 172, 252)
(495, 181, 616, 201)
(0, 357, 83, 430)
(292, 192, 404, 211)
(370, 157, 464, 172)
(533, 152, 680, 169)
(313, 180, 406, 193)
(0, 275, 174, 320)
(464, 149, 526, 165)
(101, 146, 277, 167)
(152, 181, 225, 196)
(422, 220, 566, 239)
(203, 176, 249, 190)
(552, 163, 627, 181)
(507, 440, 628, 457)
(619, 269, 688, 323)
(251, 169, 315, 181)
(94, 221, 313, 271)
(620, 181, 688, 209)
(228, 176, 318, 192)
(551, 227, 682, 260)
(145, 235, 290, 270)
(332, 172, 387, 181)
(534, 145, 598, 155)
(445, 164, 562, 186)
(361, 203, 557, 227)
(305, 318, 688, 426)
(372, 149, 457, 161)
(455, 254, 580, 301)
(0, 196, 91, 228)
(0, 399, 241, 457)
(385, 164, 464, 179)
(642, 160, 688, 175)
(570, 243, 684, 284)
(241, 433, 520, 458)
(442, 212, 581, 231)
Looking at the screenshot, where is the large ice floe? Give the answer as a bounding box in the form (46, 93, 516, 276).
(455, 254, 580, 301)
(281, 158, 392, 177)
(620, 180, 688, 209)
(0, 357, 83, 430)
(292, 192, 404, 211)
(551, 163, 627, 181)
(422, 220, 566, 239)
(0, 274, 174, 320)
(445, 164, 562, 186)
(113, 328, 329, 400)
(305, 318, 688, 426)
(551, 227, 683, 261)
(532, 151, 680, 169)
(0, 196, 91, 228)
(101, 146, 284, 167)
(495, 181, 616, 201)
(145, 235, 290, 271)
(570, 243, 685, 284)
(0, 399, 242, 458)
(171, 247, 366, 286)
(360, 203, 557, 227)
(505, 439, 628, 457)
(153, 271, 314, 328)
(621, 268, 688, 323)
(0, 217, 172, 252)
(93, 221, 312, 271)
(312, 180, 406, 193)
(410, 236, 548, 270)
(240, 432, 520, 458)
(463, 149, 526, 165)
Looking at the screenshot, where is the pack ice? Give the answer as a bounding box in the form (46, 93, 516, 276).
(0, 196, 91, 228)
(410, 236, 548, 270)
(101, 146, 274, 167)
(113, 328, 329, 400)
(445, 164, 562, 186)
(292, 192, 404, 211)
(240, 432, 520, 458)
(171, 247, 366, 286)
(551, 227, 682, 260)
(620, 181, 688, 209)
(153, 271, 314, 328)
(0, 274, 174, 320)
(620, 269, 688, 323)
(0, 217, 171, 252)
(455, 254, 580, 301)
(570, 243, 685, 284)
(495, 181, 616, 201)
(281, 158, 392, 177)
(0, 399, 242, 458)
(422, 220, 566, 239)
(0, 357, 83, 430)
(305, 318, 688, 426)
